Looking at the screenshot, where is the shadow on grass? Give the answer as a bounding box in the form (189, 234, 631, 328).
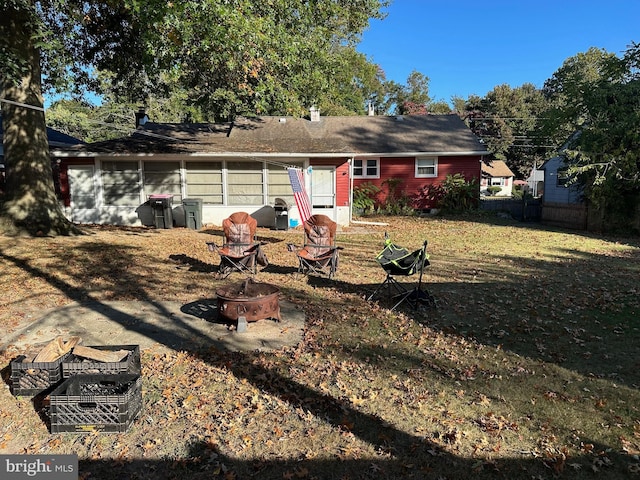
(75, 438, 622, 480)
(1, 225, 639, 479)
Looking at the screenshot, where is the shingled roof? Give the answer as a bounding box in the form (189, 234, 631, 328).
(57, 114, 488, 157)
(482, 160, 514, 178)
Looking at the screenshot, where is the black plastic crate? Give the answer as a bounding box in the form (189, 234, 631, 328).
(10, 353, 70, 397)
(62, 345, 141, 378)
(49, 374, 142, 434)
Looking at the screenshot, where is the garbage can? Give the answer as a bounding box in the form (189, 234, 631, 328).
(182, 198, 203, 230)
(149, 194, 173, 229)
(274, 198, 290, 230)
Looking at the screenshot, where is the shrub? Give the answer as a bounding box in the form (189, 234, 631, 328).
(352, 182, 380, 215)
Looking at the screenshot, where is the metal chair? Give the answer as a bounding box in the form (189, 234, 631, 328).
(287, 214, 341, 278)
(207, 212, 268, 278)
(367, 235, 434, 310)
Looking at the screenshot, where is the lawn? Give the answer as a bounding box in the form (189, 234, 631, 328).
(1, 214, 639, 479)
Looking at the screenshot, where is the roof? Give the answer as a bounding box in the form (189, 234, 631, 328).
(0, 116, 84, 147)
(55, 114, 488, 157)
(482, 160, 514, 178)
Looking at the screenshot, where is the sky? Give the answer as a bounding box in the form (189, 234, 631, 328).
(356, 0, 639, 104)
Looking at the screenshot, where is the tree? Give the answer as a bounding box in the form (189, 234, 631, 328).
(1, 0, 388, 236)
(388, 70, 431, 115)
(540, 47, 621, 147)
(1, 1, 80, 235)
(562, 43, 640, 229)
(463, 84, 550, 178)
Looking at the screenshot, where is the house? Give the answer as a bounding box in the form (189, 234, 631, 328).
(538, 132, 589, 229)
(540, 155, 583, 204)
(51, 110, 488, 227)
(526, 164, 544, 197)
(479, 160, 514, 196)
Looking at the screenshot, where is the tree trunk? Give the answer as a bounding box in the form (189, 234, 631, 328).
(0, 4, 80, 236)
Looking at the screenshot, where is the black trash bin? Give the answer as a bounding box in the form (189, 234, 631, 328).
(274, 198, 290, 230)
(149, 194, 173, 229)
(182, 198, 203, 230)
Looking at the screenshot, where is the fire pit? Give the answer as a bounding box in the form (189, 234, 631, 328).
(215, 278, 281, 323)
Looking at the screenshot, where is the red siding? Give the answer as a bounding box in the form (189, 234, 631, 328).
(353, 155, 482, 208)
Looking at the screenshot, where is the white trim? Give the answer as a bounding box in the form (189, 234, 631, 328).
(52, 150, 487, 158)
(415, 157, 438, 178)
(352, 157, 380, 179)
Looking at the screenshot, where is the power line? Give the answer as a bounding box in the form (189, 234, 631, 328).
(0, 98, 45, 112)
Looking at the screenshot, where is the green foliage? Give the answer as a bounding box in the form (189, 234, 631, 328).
(464, 84, 550, 179)
(376, 177, 414, 215)
(352, 183, 380, 215)
(386, 70, 431, 115)
(486, 186, 502, 196)
(558, 43, 640, 229)
(411, 174, 479, 213)
(439, 174, 479, 211)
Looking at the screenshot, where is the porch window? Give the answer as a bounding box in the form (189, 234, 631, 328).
(143, 161, 181, 202)
(353, 158, 379, 178)
(185, 161, 223, 204)
(415, 157, 437, 178)
(101, 160, 141, 206)
(227, 161, 264, 205)
(267, 162, 303, 205)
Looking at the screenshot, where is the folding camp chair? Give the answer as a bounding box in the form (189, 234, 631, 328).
(367, 235, 434, 310)
(287, 214, 341, 278)
(207, 212, 268, 278)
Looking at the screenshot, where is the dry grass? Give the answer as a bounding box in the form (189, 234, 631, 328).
(1, 214, 639, 479)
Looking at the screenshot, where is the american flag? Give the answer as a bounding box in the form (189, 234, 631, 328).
(287, 167, 312, 224)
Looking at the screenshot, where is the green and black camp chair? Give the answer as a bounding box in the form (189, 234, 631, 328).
(367, 235, 434, 310)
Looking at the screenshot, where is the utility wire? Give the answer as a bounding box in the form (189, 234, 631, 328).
(0, 98, 45, 112)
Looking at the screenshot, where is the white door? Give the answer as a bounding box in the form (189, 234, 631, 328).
(310, 166, 335, 219)
(68, 165, 98, 223)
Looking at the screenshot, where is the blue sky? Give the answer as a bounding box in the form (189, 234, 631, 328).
(356, 0, 639, 104)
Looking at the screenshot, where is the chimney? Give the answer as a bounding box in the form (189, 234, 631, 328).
(135, 107, 149, 127)
(309, 106, 320, 122)
(367, 101, 375, 116)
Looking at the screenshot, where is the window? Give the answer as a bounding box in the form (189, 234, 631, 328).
(491, 177, 505, 186)
(185, 161, 223, 204)
(143, 161, 181, 202)
(101, 160, 141, 206)
(557, 168, 569, 187)
(267, 162, 303, 205)
(415, 157, 437, 178)
(353, 158, 379, 178)
(227, 161, 264, 205)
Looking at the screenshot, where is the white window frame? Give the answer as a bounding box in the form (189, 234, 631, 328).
(415, 157, 438, 178)
(353, 158, 380, 179)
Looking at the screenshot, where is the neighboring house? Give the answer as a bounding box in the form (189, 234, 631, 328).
(540, 154, 583, 204)
(51, 109, 487, 227)
(526, 164, 544, 197)
(539, 133, 588, 230)
(480, 160, 514, 196)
